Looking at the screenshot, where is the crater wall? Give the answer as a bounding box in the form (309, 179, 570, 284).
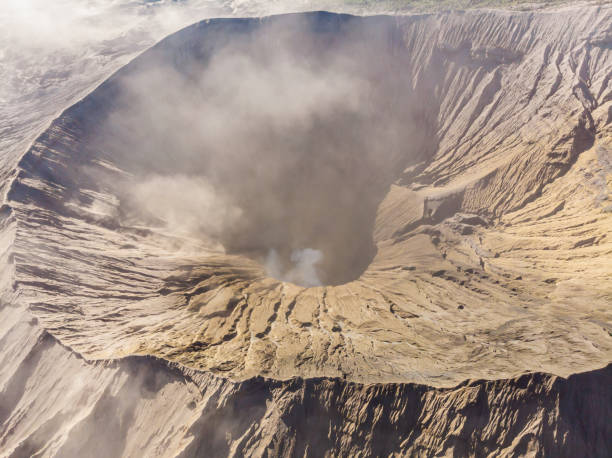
(1, 5, 611, 456)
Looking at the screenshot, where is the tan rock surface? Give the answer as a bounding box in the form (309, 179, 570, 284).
(11, 5, 612, 385)
(1, 4, 611, 456)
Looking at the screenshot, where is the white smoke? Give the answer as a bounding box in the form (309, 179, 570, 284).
(56, 8, 426, 287)
(265, 248, 323, 287)
(128, 174, 243, 238)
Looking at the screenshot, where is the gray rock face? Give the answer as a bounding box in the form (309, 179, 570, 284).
(1, 5, 611, 457)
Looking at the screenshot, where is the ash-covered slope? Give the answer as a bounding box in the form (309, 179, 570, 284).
(1, 5, 612, 457)
(1, 330, 611, 457)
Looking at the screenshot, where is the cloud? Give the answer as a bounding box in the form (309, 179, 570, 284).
(0, 0, 228, 52)
(0, 0, 234, 109)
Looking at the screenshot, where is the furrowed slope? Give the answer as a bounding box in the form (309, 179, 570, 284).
(0, 5, 611, 457)
(9, 7, 612, 384)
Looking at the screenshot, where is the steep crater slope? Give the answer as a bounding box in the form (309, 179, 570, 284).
(7, 7, 612, 387)
(1, 5, 612, 457)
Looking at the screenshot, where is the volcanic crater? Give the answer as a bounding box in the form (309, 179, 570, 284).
(2, 5, 612, 457)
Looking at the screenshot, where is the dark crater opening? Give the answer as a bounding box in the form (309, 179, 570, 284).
(64, 13, 437, 286)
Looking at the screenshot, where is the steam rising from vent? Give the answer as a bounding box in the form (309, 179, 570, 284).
(266, 248, 323, 287)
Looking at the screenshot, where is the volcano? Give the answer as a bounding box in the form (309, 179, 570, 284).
(1, 5, 611, 457)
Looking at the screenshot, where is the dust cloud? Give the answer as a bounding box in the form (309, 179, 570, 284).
(87, 14, 431, 286)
